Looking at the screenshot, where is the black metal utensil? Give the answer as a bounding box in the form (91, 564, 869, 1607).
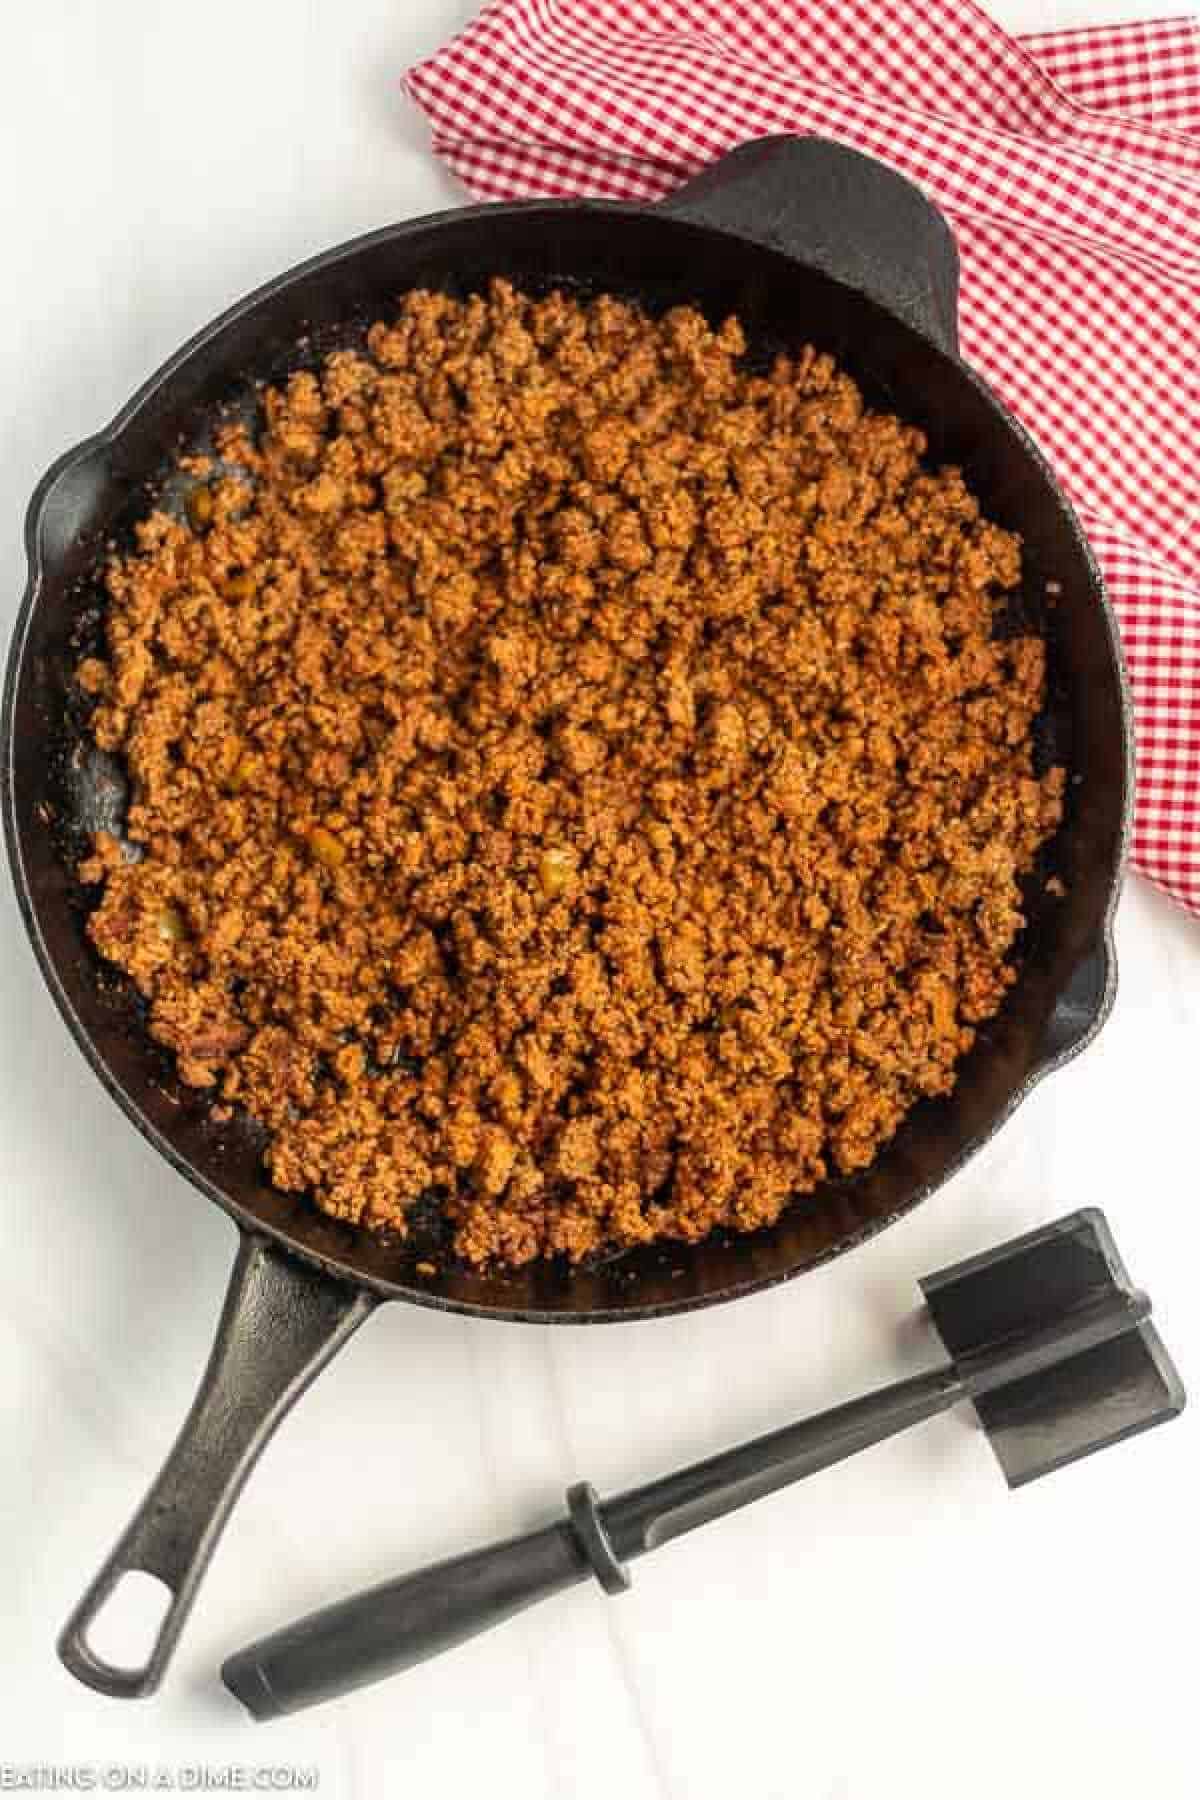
(222, 1209, 1183, 1719)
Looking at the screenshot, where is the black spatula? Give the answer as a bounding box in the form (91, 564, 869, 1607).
(222, 1208, 1183, 1720)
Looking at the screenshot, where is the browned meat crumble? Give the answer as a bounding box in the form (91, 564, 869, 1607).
(76, 280, 1063, 1266)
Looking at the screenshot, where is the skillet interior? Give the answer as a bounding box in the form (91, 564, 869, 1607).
(5, 202, 1128, 1320)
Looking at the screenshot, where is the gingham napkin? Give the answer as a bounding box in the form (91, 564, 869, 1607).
(405, 2, 1200, 915)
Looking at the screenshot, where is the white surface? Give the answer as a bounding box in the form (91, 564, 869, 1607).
(1, 3, 1197, 1795)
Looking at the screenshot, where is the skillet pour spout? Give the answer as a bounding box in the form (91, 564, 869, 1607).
(3, 135, 1129, 1695)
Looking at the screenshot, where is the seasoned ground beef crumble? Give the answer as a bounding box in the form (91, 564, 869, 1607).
(76, 280, 1063, 1266)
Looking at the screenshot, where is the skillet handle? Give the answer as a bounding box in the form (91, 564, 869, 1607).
(658, 136, 960, 355)
(58, 1233, 376, 1699)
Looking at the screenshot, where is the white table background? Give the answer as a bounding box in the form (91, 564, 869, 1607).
(2, 3, 1197, 1795)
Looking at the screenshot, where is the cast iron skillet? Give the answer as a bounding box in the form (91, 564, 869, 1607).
(3, 137, 1130, 1699)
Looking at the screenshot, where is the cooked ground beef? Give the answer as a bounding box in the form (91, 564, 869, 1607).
(76, 279, 1063, 1266)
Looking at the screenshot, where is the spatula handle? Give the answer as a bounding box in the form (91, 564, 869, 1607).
(222, 1519, 592, 1719)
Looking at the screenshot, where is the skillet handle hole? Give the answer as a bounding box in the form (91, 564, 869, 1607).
(78, 1569, 175, 1673)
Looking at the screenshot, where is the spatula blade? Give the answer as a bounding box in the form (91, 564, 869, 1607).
(921, 1209, 1184, 1487)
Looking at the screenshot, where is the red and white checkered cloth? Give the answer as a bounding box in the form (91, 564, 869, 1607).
(405, 2, 1200, 915)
